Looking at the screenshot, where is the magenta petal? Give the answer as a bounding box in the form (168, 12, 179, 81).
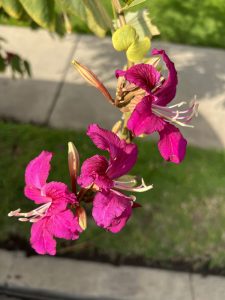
(30, 217, 56, 255)
(25, 151, 52, 189)
(43, 182, 77, 215)
(152, 49, 178, 106)
(87, 124, 138, 179)
(78, 154, 113, 190)
(47, 210, 82, 241)
(107, 140, 138, 179)
(92, 190, 132, 233)
(158, 123, 187, 163)
(127, 95, 165, 136)
(115, 64, 161, 93)
(24, 186, 50, 204)
(87, 124, 120, 152)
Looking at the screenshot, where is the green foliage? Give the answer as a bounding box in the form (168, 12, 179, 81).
(57, 0, 112, 37)
(81, 0, 111, 37)
(71, 0, 225, 49)
(0, 38, 31, 77)
(8, 54, 31, 77)
(0, 0, 112, 37)
(0, 54, 6, 71)
(19, 0, 55, 30)
(148, 0, 225, 48)
(2, 0, 23, 19)
(0, 53, 31, 77)
(122, 0, 146, 10)
(125, 9, 160, 39)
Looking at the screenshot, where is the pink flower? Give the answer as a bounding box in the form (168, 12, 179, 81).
(8, 151, 82, 255)
(116, 49, 198, 163)
(78, 124, 151, 233)
(92, 190, 133, 233)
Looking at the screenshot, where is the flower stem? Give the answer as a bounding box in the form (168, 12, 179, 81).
(111, 0, 133, 68)
(112, 0, 126, 27)
(111, 0, 134, 142)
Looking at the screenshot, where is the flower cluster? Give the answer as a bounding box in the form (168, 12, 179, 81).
(8, 124, 151, 255)
(115, 49, 198, 163)
(8, 48, 197, 255)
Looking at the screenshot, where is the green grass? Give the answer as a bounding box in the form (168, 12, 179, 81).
(0, 0, 225, 49)
(1, 121, 225, 272)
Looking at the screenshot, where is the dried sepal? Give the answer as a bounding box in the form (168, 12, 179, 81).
(68, 142, 80, 193)
(112, 120, 122, 134)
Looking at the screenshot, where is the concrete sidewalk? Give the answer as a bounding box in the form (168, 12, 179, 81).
(1, 249, 225, 300)
(0, 25, 225, 149)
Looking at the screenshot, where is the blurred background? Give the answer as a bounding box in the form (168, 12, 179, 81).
(0, 0, 225, 299)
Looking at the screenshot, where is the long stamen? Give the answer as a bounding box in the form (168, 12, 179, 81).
(114, 178, 137, 186)
(152, 100, 198, 128)
(8, 202, 51, 223)
(114, 178, 153, 193)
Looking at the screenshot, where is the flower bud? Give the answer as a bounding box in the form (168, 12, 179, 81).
(68, 142, 79, 193)
(72, 60, 113, 103)
(76, 206, 87, 230)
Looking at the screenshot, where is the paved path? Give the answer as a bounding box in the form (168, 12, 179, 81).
(1, 249, 225, 300)
(0, 25, 225, 149)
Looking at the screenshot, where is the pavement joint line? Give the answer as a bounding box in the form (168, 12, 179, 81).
(188, 273, 196, 300)
(44, 35, 82, 125)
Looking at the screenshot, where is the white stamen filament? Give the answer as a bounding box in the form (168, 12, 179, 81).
(152, 100, 198, 128)
(114, 178, 153, 193)
(114, 178, 137, 186)
(8, 202, 51, 223)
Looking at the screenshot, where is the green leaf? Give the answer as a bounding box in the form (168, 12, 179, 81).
(126, 36, 150, 62)
(83, 0, 111, 37)
(2, 0, 23, 19)
(123, 0, 146, 10)
(58, 0, 111, 37)
(23, 60, 31, 77)
(57, 0, 86, 19)
(10, 55, 23, 74)
(112, 25, 137, 51)
(125, 9, 160, 39)
(54, 13, 66, 36)
(0, 55, 6, 72)
(19, 0, 55, 30)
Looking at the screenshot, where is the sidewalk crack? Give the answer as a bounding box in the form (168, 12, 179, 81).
(44, 35, 82, 125)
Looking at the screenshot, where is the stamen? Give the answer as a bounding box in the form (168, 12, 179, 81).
(152, 100, 198, 128)
(167, 101, 187, 108)
(8, 202, 51, 222)
(114, 178, 153, 193)
(114, 178, 137, 186)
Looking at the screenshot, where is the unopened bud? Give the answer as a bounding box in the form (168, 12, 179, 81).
(68, 142, 79, 193)
(72, 60, 114, 103)
(76, 206, 87, 230)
